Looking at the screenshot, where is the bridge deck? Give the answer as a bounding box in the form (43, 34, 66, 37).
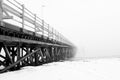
(0, 22, 68, 47)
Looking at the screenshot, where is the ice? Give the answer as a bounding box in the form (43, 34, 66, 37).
(0, 58, 120, 80)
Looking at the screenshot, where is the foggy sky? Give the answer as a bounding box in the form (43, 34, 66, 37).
(18, 0, 120, 58)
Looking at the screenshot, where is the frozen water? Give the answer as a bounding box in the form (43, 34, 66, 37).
(0, 58, 120, 80)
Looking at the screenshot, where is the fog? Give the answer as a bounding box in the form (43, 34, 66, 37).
(16, 0, 120, 58)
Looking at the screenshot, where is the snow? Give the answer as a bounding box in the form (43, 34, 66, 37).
(1, 58, 120, 80)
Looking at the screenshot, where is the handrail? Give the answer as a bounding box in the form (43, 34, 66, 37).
(6, 0, 22, 10)
(0, 0, 72, 45)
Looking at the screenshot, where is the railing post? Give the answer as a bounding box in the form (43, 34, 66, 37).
(42, 20, 44, 36)
(0, 0, 3, 26)
(51, 28, 53, 40)
(59, 34, 62, 42)
(22, 4, 25, 29)
(48, 24, 50, 39)
(34, 14, 37, 33)
(57, 32, 59, 41)
(55, 30, 57, 41)
(58, 32, 60, 41)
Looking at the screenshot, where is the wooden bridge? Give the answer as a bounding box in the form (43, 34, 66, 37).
(0, 0, 75, 73)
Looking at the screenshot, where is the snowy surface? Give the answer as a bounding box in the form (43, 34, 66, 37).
(1, 58, 120, 80)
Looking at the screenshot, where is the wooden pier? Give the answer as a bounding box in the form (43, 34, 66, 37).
(0, 0, 75, 73)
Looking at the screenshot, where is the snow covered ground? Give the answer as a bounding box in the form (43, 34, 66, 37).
(1, 58, 120, 80)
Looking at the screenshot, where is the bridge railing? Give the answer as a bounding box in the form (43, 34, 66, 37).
(0, 0, 72, 45)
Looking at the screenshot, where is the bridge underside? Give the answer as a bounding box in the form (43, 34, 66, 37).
(0, 23, 74, 73)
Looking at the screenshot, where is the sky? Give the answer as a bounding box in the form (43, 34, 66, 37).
(7, 0, 120, 58)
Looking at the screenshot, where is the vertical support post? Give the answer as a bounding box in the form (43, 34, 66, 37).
(21, 47, 23, 66)
(34, 14, 37, 33)
(58, 32, 60, 42)
(45, 48, 51, 62)
(51, 47, 55, 61)
(55, 30, 56, 41)
(55, 30, 57, 42)
(57, 32, 59, 42)
(34, 51, 39, 66)
(3, 44, 13, 64)
(0, 0, 3, 26)
(54, 47, 57, 61)
(17, 43, 20, 68)
(60, 34, 62, 42)
(57, 32, 59, 41)
(42, 20, 44, 37)
(25, 47, 29, 65)
(39, 48, 44, 62)
(56, 31, 58, 41)
(30, 48, 33, 65)
(52, 28, 53, 40)
(48, 24, 50, 39)
(22, 4, 25, 29)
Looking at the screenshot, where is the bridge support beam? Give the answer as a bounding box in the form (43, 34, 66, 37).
(0, 42, 73, 73)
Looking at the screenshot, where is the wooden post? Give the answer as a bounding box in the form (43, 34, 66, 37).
(45, 48, 51, 62)
(34, 51, 39, 66)
(42, 20, 44, 36)
(21, 47, 23, 66)
(52, 47, 55, 61)
(17, 43, 20, 68)
(3, 44, 13, 64)
(51, 28, 53, 40)
(0, 0, 3, 26)
(22, 4, 25, 29)
(39, 48, 44, 62)
(48, 24, 50, 39)
(34, 14, 37, 33)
